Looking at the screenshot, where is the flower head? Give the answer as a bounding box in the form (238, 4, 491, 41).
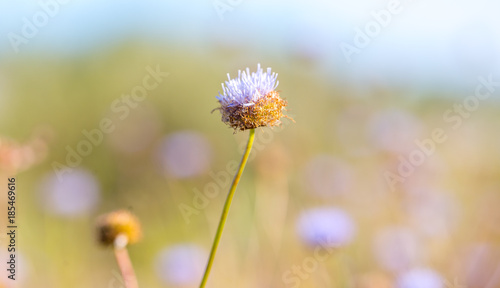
(39, 168, 100, 217)
(96, 210, 142, 248)
(296, 207, 356, 248)
(396, 268, 444, 288)
(215, 64, 291, 131)
(155, 244, 207, 286)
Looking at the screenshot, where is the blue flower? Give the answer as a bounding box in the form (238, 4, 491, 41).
(155, 244, 207, 286)
(217, 63, 279, 106)
(396, 268, 444, 288)
(296, 207, 356, 248)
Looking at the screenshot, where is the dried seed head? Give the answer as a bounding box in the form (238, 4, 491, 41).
(96, 210, 142, 247)
(215, 64, 292, 132)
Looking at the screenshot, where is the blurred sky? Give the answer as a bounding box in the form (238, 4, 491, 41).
(1, 0, 500, 89)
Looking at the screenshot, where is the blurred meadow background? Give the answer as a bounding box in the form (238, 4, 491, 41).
(1, 0, 500, 287)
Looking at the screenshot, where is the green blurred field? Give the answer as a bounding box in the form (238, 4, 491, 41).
(1, 42, 500, 288)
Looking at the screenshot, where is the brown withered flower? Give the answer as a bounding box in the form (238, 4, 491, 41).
(96, 210, 142, 248)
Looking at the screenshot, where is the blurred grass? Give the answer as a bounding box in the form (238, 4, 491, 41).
(1, 41, 500, 287)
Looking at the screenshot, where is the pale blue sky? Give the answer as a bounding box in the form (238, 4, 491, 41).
(1, 0, 499, 89)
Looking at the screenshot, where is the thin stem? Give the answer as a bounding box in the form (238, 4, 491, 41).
(114, 247, 139, 288)
(199, 129, 256, 288)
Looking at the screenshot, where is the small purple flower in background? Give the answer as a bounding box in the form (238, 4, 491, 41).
(155, 131, 212, 179)
(373, 226, 421, 273)
(303, 155, 353, 199)
(396, 268, 444, 288)
(155, 244, 207, 287)
(296, 207, 356, 247)
(38, 168, 100, 217)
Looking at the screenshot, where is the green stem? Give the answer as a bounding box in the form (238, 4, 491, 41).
(199, 129, 256, 288)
